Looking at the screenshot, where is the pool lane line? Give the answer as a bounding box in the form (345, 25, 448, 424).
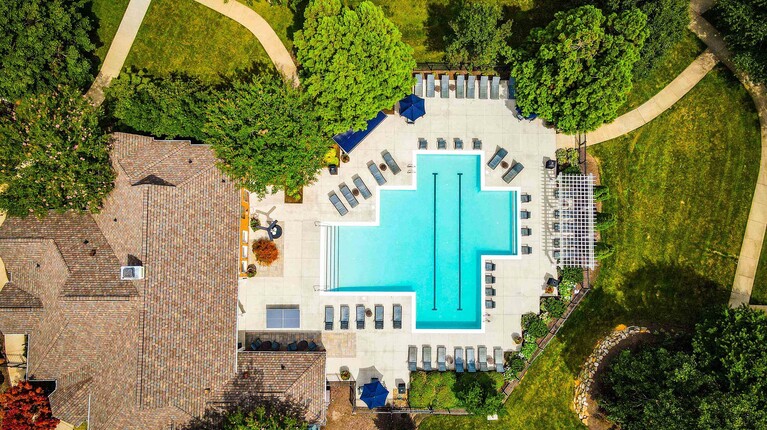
(457, 172, 463, 311)
(433, 172, 438, 311)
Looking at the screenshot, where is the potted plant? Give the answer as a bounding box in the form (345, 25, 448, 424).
(340, 369, 351, 380)
(246, 264, 257, 278)
(341, 153, 350, 163)
(250, 216, 261, 230)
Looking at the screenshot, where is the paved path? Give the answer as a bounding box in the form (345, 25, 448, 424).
(85, 0, 152, 105)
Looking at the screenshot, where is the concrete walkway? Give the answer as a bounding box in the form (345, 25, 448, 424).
(85, 0, 152, 105)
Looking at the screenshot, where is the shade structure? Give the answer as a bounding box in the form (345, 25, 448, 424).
(360, 381, 389, 409)
(399, 94, 426, 122)
(332, 111, 387, 154)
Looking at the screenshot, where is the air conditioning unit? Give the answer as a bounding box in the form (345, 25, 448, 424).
(120, 266, 144, 280)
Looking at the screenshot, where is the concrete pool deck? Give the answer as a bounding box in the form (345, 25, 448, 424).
(238, 85, 557, 402)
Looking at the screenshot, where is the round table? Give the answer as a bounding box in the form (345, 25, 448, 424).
(257, 341, 273, 351)
(296, 340, 309, 351)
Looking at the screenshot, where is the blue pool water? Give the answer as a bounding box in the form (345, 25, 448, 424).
(333, 154, 518, 330)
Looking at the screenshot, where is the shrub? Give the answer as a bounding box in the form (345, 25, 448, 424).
(250, 217, 261, 230)
(0, 381, 59, 429)
(519, 336, 538, 361)
(558, 280, 575, 302)
(522, 314, 548, 339)
(504, 356, 525, 380)
(595, 212, 617, 231)
(714, 0, 767, 84)
(408, 371, 459, 409)
(555, 148, 580, 167)
(560, 266, 583, 285)
(562, 164, 583, 175)
(252, 239, 279, 265)
(541, 297, 567, 319)
(594, 185, 611, 202)
(454, 374, 504, 416)
(595, 242, 616, 260)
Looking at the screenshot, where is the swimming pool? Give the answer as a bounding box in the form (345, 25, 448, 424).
(326, 153, 519, 330)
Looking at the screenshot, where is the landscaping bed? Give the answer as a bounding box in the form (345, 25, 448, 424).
(409, 371, 504, 410)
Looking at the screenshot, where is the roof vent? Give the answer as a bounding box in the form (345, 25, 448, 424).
(120, 266, 144, 280)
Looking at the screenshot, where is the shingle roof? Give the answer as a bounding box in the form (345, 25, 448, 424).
(0, 282, 42, 308)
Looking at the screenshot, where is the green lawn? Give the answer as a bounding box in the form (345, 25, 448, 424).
(419, 66, 761, 429)
(89, 0, 131, 66)
(244, 1, 295, 52)
(124, 0, 273, 82)
(751, 240, 767, 304)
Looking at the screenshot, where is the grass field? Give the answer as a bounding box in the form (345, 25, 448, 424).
(124, 0, 272, 82)
(419, 66, 761, 429)
(89, 0, 131, 66)
(751, 240, 767, 304)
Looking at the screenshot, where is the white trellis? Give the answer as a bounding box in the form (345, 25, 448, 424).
(555, 173, 596, 269)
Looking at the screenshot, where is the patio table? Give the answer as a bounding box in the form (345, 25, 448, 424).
(257, 341, 273, 351)
(297, 340, 309, 351)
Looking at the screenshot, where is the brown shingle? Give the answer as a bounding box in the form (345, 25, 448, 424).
(0, 283, 42, 308)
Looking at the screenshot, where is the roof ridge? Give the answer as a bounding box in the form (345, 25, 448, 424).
(124, 141, 189, 183)
(285, 353, 324, 394)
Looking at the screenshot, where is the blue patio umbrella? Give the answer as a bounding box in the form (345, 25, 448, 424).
(360, 381, 389, 409)
(399, 94, 426, 122)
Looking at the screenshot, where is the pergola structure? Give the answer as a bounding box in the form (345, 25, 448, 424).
(555, 173, 596, 269)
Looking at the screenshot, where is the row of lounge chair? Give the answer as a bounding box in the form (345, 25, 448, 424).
(414, 74, 510, 100)
(408, 345, 505, 373)
(329, 150, 402, 216)
(418, 137, 483, 150)
(324, 304, 402, 330)
(486, 147, 525, 184)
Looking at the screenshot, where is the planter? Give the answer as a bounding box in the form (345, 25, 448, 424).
(341, 154, 350, 163)
(500, 161, 509, 169)
(513, 334, 523, 345)
(246, 264, 258, 278)
(340, 370, 351, 380)
(365, 308, 373, 317)
(379, 163, 388, 172)
(284, 187, 303, 204)
(352, 188, 360, 197)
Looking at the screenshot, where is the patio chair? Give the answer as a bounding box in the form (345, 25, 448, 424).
(502, 162, 525, 184)
(456, 74, 465, 98)
(340, 304, 350, 330)
(494, 347, 504, 373)
(375, 304, 384, 329)
(441, 75, 449, 98)
(423, 346, 433, 371)
(356, 304, 365, 329)
(352, 175, 372, 199)
(473, 138, 482, 150)
(520, 210, 531, 219)
(522, 246, 532, 255)
(479, 76, 489, 99)
(437, 346, 447, 372)
(250, 338, 262, 351)
(408, 346, 418, 371)
(271, 342, 280, 351)
(367, 161, 387, 186)
(521, 193, 531, 203)
(308, 341, 318, 351)
(437, 138, 447, 150)
(485, 299, 496, 309)
(328, 191, 348, 216)
(553, 209, 560, 219)
(553, 250, 561, 260)
(467, 75, 476, 98)
(490, 76, 500, 99)
(426, 74, 435, 97)
(325, 306, 334, 330)
(485, 261, 496, 271)
(339, 183, 359, 208)
(487, 148, 508, 170)
(418, 137, 428, 150)
(381, 150, 401, 175)
(508, 77, 517, 99)
(485, 274, 496, 284)
(467, 347, 476, 372)
(454, 138, 463, 150)
(521, 227, 532, 236)
(393, 304, 402, 329)
(414, 73, 423, 97)
(485, 287, 496, 296)
(455, 347, 464, 373)
(288, 341, 298, 351)
(478, 346, 488, 371)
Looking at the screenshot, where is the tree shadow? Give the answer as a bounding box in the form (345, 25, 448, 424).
(80, 0, 102, 87)
(288, 0, 310, 44)
(372, 413, 417, 430)
(503, 0, 592, 48)
(425, 0, 460, 55)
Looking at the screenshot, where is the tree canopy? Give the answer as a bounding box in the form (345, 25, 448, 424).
(294, 0, 415, 135)
(204, 76, 329, 198)
(0, 87, 115, 217)
(512, 5, 648, 133)
(444, 0, 513, 71)
(0, 381, 60, 429)
(599, 306, 767, 429)
(713, 0, 767, 84)
(0, 0, 95, 100)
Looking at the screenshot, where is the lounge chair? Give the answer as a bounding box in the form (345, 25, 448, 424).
(437, 138, 446, 150)
(437, 346, 447, 372)
(340, 305, 350, 330)
(352, 175, 372, 199)
(485, 299, 496, 309)
(520, 210, 530, 219)
(487, 148, 508, 170)
(508, 77, 517, 99)
(426, 74, 435, 97)
(479, 76, 488, 99)
(521, 227, 532, 236)
(455, 347, 464, 373)
(456, 75, 465, 98)
(502, 162, 524, 184)
(522, 246, 532, 255)
(288, 341, 298, 351)
(375, 304, 384, 329)
(478, 346, 488, 371)
(356, 304, 365, 329)
(367, 161, 387, 185)
(381, 150, 401, 175)
(441, 75, 449, 98)
(467, 347, 476, 372)
(325, 306, 334, 330)
(485, 274, 495, 284)
(408, 346, 417, 371)
(467, 75, 476, 98)
(485, 287, 496, 296)
(423, 346, 432, 371)
(339, 183, 359, 207)
(418, 138, 428, 150)
(328, 191, 348, 216)
(490, 76, 500, 99)
(521, 193, 531, 203)
(473, 138, 482, 150)
(485, 261, 496, 271)
(414, 73, 423, 97)
(494, 347, 504, 372)
(393, 304, 402, 329)
(454, 138, 463, 149)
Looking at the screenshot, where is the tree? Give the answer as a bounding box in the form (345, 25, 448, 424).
(444, 0, 512, 71)
(106, 71, 212, 141)
(599, 306, 767, 429)
(713, 0, 767, 84)
(595, 211, 616, 231)
(0, 87, 115, 217)
(0, 0, 95, 100)
(454, 375, 504, 416)
(512, 5, 648, 133)
(294, 0, 416, 134)
(0, 381, 60, 429)
(204, 76, 329, 198)
(602, 0, 689, 75)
